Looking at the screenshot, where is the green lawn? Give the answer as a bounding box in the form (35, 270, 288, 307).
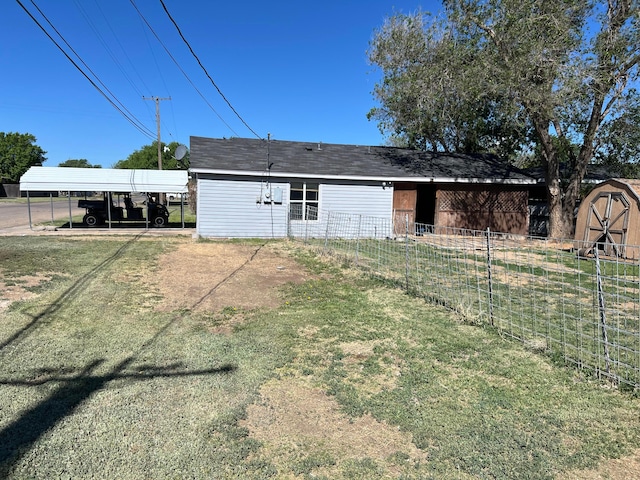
(1, 236, 639, 479)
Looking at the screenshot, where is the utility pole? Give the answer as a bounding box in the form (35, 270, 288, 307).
(143, 96, 170, 203)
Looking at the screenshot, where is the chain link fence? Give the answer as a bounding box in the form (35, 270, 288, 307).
(289, 207, 640, 389)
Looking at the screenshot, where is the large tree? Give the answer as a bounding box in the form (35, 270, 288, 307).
(59, 159, 102, 168)
(114, 141, 188, 170)
(369, 0, 640, 238)
(0, 132, 47, 183)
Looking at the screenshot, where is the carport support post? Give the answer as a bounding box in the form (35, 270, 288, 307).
(27, 191, 33, 230)
(107, 192, 112, 230)
(68, 194, 73, 229)
(145, 193, 149, 230)
(181, 197, 184, 229)
(49, 193, 54, 225)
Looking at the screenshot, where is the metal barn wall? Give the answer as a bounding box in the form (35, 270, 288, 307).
(197, 177, 289, 238)
(435, 186, 530, 235)
(196, 176, 393, 238)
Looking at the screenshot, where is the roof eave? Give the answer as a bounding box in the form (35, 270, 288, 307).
(189, 168, 536, 185)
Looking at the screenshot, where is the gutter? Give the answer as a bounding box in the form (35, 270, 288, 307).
(188, 168, 537, 185)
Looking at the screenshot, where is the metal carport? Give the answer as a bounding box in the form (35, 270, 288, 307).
(19, 167, 189, 230)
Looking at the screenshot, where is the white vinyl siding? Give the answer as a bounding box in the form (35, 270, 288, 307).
(196, 176, 393, 239)
(321, 183, 392, 217)
(197, 178, 288, 238)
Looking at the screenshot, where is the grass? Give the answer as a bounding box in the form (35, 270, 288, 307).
(320, 236, 640, 387)
(40, 204, 196, 228)
(1, 237, 640, 478)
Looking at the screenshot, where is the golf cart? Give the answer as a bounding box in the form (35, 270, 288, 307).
(78, 193, 169, 227)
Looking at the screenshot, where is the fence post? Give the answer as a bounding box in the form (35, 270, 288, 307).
(355, 214, 362, 266)
(304, 205, 310, 244)
(323, 211, 332, 254)
(405, 214, 410, 292)
(594, 248, 612, 376)
(486, 227, 494, 326)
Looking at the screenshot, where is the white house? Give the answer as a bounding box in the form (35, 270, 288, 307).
(189, 136, 536, 238)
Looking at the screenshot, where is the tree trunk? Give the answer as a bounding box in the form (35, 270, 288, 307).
(547, 182, 574, 239)
(530, 114, 573, 239)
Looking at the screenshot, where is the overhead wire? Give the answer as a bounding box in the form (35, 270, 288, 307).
(134, 10, 176, 138)
(128, 0, 240, 138)
(158, 0, 263, 139)
(31, 0, 155, 139)
(17, 0, 156, 140)
(75, 0, 147, 99)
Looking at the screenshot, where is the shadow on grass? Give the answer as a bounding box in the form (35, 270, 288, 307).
(0, 355, 236, 476)
(58, 221, 196, 229)
(0, 234, 144, 352)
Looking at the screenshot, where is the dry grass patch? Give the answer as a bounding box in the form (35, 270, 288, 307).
(241, 376, 426, 478)
(154, 242, 311, 313)
(0, 271, 56, 311)
(558, 449, 640, 480)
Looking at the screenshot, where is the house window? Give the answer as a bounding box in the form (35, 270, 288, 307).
(290, 182, 319, 220)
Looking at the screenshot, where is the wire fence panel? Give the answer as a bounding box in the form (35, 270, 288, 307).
(291, 208, 640, 388)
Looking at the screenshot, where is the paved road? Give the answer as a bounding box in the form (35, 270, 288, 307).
(0, 199, 85, 230)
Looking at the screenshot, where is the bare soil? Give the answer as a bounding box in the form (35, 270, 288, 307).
(155, 241, 310, 313)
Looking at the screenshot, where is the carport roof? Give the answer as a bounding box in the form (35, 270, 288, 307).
(20, 167, 188, 193)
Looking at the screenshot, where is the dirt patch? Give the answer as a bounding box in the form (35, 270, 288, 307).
(557, 449, 640, 480)
(241, 376, 426, 477)
(154, 242, 311, 313)
(0, 272, 53, 312)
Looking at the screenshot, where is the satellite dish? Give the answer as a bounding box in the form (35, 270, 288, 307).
(174, 144, 187, 161)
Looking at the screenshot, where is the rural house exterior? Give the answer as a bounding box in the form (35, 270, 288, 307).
(189, 136, 536, 238)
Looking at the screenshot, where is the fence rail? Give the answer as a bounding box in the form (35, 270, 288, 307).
(289, 208, 640, 388)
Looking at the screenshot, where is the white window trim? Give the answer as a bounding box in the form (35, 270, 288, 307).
(290, 182, 320, 222)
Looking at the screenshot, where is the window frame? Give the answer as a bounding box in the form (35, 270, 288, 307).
(289, 181, 319, 221)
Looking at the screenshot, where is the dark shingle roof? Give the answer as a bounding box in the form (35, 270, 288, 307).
(190, 136, 534, 183)
(523, 163, 628, 184)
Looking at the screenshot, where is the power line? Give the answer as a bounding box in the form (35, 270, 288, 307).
(17, 0, 156, 140)
(76, 0, 148, 99)
(158, 0, 263, 139)
(128, 0, 240, 137)
(29, 0, 156, 140)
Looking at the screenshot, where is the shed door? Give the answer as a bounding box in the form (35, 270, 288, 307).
(583, 192, 630, 257)
(393, 183, 417, 234)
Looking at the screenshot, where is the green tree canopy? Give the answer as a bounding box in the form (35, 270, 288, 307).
(368, 0, 640, 238)
(114, 141, 189, 170)
(58, 159, 102, 168)
(0, 132, 47, 183)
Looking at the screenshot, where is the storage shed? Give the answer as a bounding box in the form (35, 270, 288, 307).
(575, 178, 640, 260)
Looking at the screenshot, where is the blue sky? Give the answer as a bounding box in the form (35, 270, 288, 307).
(2, 1, 440, 167)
